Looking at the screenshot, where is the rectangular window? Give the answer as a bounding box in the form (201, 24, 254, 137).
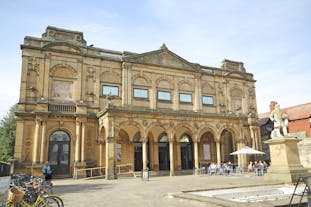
(157, 91, 171, 101)
(202, 96, 214, 105)
(179, 93, 192, 103)
(133, 88, 148, 99)
(103, 85, 119, 96)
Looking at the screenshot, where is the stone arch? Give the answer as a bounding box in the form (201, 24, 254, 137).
(178, 79, 193, 92)
(156, 77, 174, 89)
(173, 123, 195, 142)
(201, 82, 216, 94)
(100, 71, 121, 84)
(50, 64, 77, 78)
(47, 127, 74, 142)
(118, 120, 144, 142)
(230, 86, 244, 98)
(132, 74, 151, 87)
(145, 121, 168, 142)
(98, 125, 107, 143)
(218, 126, 239, 141)
(219, 127, 238, 163)
(197, 125, 218, 142)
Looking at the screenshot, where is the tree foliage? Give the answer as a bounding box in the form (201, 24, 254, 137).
(0, 104, 17, 161)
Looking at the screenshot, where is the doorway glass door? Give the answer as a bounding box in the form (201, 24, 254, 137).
(48, 131, 70, 176)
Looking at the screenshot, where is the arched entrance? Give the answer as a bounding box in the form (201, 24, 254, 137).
(48, 131, 70, 176)
(220, 130, 235, 163)
(158, 133, 169, 170)
(180, 134, 193, 169)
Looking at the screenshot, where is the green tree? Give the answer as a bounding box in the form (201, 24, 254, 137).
(0, 104, 17, 161)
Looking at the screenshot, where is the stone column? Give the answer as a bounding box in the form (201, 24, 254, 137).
(99, 142, 103, 167)
(33, 118, 41, 163)
(194, 141, 199, 169)
(75, 121, 81, 162)
(105, 136, 115, 180)
(142, 141, 148, 170)
(169, 140, 175, 176)
(81, 122, 86, 162)
(40, 120, 46, 163)
(216, 141, 221, 166)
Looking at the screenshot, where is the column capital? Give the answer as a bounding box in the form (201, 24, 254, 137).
(106, 136, 115, 143)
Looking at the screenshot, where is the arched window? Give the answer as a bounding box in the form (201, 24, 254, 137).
(180, 134, 191, 143)
(158, 133, 168, 142)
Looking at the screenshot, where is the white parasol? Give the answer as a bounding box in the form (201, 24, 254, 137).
(230, 146, 265, 155)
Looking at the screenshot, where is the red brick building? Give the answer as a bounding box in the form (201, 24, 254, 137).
(258, 102, 311, 163)
(259, 102, 311, 138)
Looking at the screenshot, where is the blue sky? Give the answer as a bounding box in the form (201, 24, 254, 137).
(0, 0, 310, 119)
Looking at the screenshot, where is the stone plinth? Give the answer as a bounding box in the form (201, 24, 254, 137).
(264, 137, 309, 183)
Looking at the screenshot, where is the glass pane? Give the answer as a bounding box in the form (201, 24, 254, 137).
(179, 93, 192, 103)
(50, 144, 58, 165)
(180, 135, 191, 143)
(60, 144, 69, 165)
(103, 85, 119, 96)
(134, 88, 148, 99)
(50, 131, 70, 142)
(202, 96, 214, 105)
(159, 134, 168, 142)
(158, 91, 171, 101)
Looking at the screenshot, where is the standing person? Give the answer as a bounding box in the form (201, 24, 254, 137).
(42, 161, 52, 181)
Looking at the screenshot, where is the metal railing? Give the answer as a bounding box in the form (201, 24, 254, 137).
(116, 163, 134, 178)
(73, 166, 106, 179)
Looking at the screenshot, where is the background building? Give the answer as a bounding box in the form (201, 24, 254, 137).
(15, 26, 261, 178)
(259, 102, 311, 169)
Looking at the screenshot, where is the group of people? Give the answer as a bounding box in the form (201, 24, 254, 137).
(207, 162, 235, 176)
(248, 160, 268, 176)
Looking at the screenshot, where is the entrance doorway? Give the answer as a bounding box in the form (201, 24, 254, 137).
(134, 142, 142, 171)
(48, 131, 70, 176)
(180, 134, 193, 169)
(158, 133, 169, 170)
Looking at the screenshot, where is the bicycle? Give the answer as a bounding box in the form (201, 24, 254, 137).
(6, 185, 63, 207)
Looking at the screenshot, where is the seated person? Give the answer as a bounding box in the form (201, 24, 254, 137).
(208, 162, 217, 175)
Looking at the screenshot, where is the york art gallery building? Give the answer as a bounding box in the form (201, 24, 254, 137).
(14, 26, 261, 179)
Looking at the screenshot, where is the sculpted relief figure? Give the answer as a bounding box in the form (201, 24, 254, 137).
(269, 103, 289, 138)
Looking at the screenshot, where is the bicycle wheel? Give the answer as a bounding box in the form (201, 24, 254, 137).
(37, 196, 63, 207)
(48, 196, 63, 207)
(6, 202, 22, 207)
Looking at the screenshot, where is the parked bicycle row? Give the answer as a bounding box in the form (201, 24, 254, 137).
(1, 173, 63, 207)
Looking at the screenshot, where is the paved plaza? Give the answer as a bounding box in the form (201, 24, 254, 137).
(51, 173, 307, 207)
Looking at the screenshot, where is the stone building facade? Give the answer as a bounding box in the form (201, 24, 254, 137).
(14, 26, 261, 178)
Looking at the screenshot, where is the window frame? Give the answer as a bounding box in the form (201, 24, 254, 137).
(102, 85, 119, 97)
(157, 90, 172, 102)
(133, 88, 149, 100)
(179, 93, 192, 104)
(202, 95, 214, 106)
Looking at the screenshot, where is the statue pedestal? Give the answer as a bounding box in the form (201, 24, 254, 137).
(264, 137, 308, 183)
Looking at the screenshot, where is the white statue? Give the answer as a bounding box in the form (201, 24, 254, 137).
(269, 103, 289, 138)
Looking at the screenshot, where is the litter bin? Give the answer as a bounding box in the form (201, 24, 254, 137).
(142, 169, 149, 181)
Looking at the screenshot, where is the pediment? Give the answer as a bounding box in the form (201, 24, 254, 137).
(123, 44, 197, 71)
